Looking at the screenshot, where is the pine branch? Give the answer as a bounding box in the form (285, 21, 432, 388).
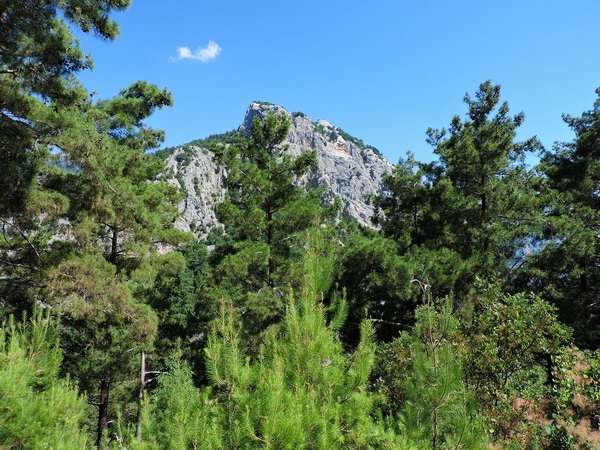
(0, 276, 45, 288)
(369, 318, 411, 330)
(0, 216, 42, 262)
(0, 258, 41, 273)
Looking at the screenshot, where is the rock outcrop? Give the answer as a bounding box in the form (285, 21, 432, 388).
(162, 102, 393, 236)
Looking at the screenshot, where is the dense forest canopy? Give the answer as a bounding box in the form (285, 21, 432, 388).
(1, 1, 600, 448)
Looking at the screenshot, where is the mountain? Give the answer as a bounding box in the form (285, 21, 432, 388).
(160, 102, 394, 236)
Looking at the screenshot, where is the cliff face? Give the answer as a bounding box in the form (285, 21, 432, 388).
(163, 102, 393, 235)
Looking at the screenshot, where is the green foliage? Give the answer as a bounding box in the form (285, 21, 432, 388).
(122, 358, 221, 449)
(57, 80, 190, 267)
(174, 145, 195, 167)
(337, 227, 475, 345)
(135, 233, 408, 448)
(429, 81, 542, 266)
(0, 309, 88, 449)
(48, 253, 158, 394)
(337, 126, 383, 156)
(534, 347, 600, 448)
(210, 112, 327, 338)
(375, 81, 542, 305)
(0, 0, 131, 314)
(379, 296, 488, 449)
(0, 3, 190, 320)
(313, 122, 328, 137)
(373, 152, 429, 247)
(189, 129, 239, 148)
(463, 280, 571, 442)
(0, 4, 193, 442)
(141, 246, 210, 335)
(516, 87, 600, 347)
(139, 243, 215, 383)
(584, 349, 600, 409)
(337, 228, 416, 344)
(0, 0, 127, 109)
(4, 9, 600, 446)
(153, 146, 177, 160)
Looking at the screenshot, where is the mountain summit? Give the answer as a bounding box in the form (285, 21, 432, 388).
(162, 102, 393, 235)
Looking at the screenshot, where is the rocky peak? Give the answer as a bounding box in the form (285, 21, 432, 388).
(162, 102, 393, 236)
(239, 102, 289, 134)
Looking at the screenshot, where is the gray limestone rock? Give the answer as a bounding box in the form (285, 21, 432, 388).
(161, 102, 393, 237)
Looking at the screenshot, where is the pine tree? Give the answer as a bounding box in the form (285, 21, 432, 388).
(391, 293, 488, 449)
(62, 82, 188, 261)
(0, 1, 189, 311)
(210, 111, 327, 338)
(133, 231, 410, 448)
(0, 309, 88, 449)
(1, 4, 193, 443)
(426, 82, 541, 273)
(38, 82, 192, 448)
(336, 228, 416, 344)
(374, 81, 542, 302)
(0, 0, 131, 312)
(205, 231, 394, 447)
(372, 152, 431, 249)
(519, 87, 600, 347)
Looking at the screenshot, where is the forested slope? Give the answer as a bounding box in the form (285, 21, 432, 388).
(1, 2, 600, 448)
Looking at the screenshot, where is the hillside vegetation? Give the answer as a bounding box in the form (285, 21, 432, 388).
(2, 1, 600, 448)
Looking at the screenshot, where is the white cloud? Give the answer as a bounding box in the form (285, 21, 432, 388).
(175, 41, 222, 63)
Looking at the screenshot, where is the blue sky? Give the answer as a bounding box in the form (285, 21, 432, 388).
(76, 0, 600, 164)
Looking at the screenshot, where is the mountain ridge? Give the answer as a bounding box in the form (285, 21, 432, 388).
(160, 102, 394, 236)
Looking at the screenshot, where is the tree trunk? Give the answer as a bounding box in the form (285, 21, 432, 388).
(266, 206, 274, 288)
(136, 351, 146, 442)
(96, 373, 111, 449)
(109, 227, 118, 264)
